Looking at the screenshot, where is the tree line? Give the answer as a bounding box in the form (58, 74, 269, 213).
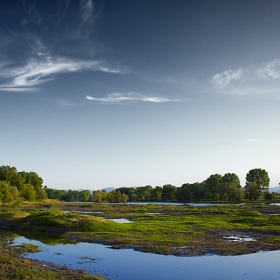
(0, 165, 273, 203)
(45, 168, 274, 203)
(0, 165, 47, 203)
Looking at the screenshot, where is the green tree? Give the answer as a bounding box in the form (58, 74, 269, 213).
(101, 190, 108, 202)
(264, 192, 276, 202)
(243, 182, 260, 201)
(106, 190, 123, 203)
(93, 190, 103, 203)
(246, 168, 270, 194)
(36, 188, 48, 200)
(0, 166, 17, 183)
(203, 174, 222, 200)
(106, 191, 114, 202)
(162, 184, 177, 201)
(46, 188, 67, 200)
(79, 190, 91, 201)
(25, 172, 43, 191)
(11, 172, 26, 188)
(114, 190, 122, 202)
(151, 186, 162, 201)
(117, 187, 136, 201)
(0, 181, 13, 203)
(65, 190, 80, 202)
(179, 182, 203, 202)
(9, 185, 20, 201)
(216, 182, 244, 201)
(221, 173, 241, 188)
(20, 184, 36, 201)
(135, 185, 153, 201)
(121, 193, 129, 203)
(135, 186, 146, 201)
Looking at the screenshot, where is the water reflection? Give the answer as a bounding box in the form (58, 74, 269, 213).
(223, 235, 256, 242)
(105, 218, 131, 223)
(5, 234, 280, 280)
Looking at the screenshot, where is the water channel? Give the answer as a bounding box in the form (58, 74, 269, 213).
(4, 233, 280, 280)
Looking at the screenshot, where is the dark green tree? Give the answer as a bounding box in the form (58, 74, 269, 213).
(246, 168, 270, 193)
(162, 184, 177, 201)
(264, 192, 276, 202)
(221, 173, 241, 188)
(179, 183, 203, 202)
(243, 182, 260, 201)
(203, 174, 222, 200)
(0, 166, 17, 183)
(151, 186, 162, 201)
(46, 188, 67, 200)
(216, 182, 244, 201)
(116, 187, 136, 201)
(135, 185, 153, 201)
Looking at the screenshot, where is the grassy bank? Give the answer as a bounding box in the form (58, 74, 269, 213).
(1, 202, 280, 256)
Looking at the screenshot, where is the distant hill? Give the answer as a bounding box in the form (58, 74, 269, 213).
(269, 186, 280, 193)
(100, 187, 116, 192)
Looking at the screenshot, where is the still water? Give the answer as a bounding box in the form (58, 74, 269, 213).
(9, 235, 280, 280)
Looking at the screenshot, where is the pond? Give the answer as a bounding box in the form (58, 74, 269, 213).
(5, 233, 280, 280)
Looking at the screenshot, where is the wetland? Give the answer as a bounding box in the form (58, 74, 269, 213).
(1, 202, 280, 279)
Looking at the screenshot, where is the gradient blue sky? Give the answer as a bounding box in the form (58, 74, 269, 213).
(1, 0, 280, 190)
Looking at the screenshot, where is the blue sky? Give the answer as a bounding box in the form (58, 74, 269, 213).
(1, 0, 280, 190)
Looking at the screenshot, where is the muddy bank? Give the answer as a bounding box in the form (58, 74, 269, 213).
(63, 228, 280, 256)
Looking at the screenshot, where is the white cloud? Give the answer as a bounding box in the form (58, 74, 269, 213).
(211, 59, 280, 95)
(0, 56, 123, 91)
(86, 92, 179, 103)
(212, 69, 244, 87)
(257, 59, 280, 80)
(0, 87, 38, 92)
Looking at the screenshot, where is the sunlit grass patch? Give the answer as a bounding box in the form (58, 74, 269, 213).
(20, 243, 40, 253)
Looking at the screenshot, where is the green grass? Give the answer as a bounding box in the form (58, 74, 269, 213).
(2, 202, 280, 255)
(21, 243, 39, 253)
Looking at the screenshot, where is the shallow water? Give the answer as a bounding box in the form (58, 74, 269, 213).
(105, 218, 131, 223)
(8, 235, 280, 280)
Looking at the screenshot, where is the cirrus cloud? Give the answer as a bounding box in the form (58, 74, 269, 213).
(86, 92, 180, 103)
(0, 56, 123, 92)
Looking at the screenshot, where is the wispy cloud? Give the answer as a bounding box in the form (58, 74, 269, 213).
(0, 87, 38, 92)
(212, 69, 244, 88)
(257, 59, 280, 80)
(80, 0, 97, 25)
(0, 56, 123, 91)
(86, 93, 180, 103)
(0, 1, 124, 93)
(27, 3, 42, 25)
(211, 59, 280, 95)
